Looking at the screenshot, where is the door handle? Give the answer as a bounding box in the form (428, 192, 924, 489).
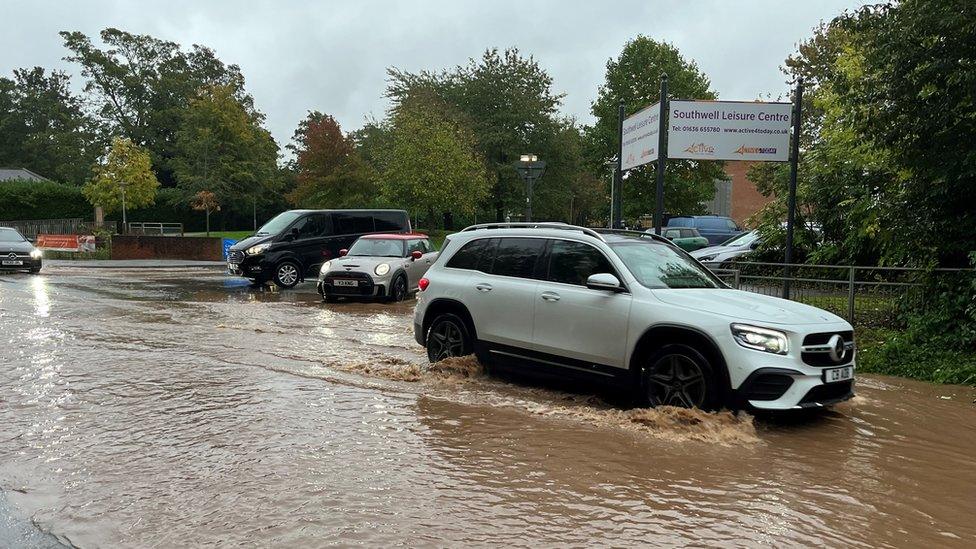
(540, 291, 560, 302)
(475, 283, 493, 292)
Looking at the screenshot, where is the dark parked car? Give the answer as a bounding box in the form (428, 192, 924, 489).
(0, 227, 42, 273)
(666, 215, 744, 245)
(227, 209, 411, 288)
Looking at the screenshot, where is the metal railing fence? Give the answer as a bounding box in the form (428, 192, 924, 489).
(710, 261, 975, 327)
(125, 222, 184, 236)
(0, 218, 118, 239)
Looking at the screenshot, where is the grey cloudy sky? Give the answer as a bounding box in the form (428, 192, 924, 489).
(3, 1, 869, 149)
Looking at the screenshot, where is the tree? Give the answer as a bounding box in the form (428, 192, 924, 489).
(190, 190, 220, 236)
(0, 67, 102, 184)
(286, 112, 376, 208)
(588, 36, 726, 221)
(61, 28, 255, 185)
(379, 93, 489, 225)
(83, 137, 160, 220)
(173, 84, 279, 217)
(386, 48, 565, 220)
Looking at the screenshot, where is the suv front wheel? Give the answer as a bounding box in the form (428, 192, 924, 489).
(273, 260, 301, 289)
(426, 313, 472, 362)
(641, 344, 721, 411)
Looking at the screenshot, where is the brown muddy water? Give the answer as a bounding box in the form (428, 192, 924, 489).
(1, 266, 974, 547)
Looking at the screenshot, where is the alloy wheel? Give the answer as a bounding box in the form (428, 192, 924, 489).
(394, 277, 406, 301)
(428, 320, 465, 361)
(646, 354, 707, 408)
(277, 263, 298, 286)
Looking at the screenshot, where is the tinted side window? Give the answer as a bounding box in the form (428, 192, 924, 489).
(701, 218, 726, 230)
(667, 217, 691, 227)
(334, 212, 375, 234)
(301, 213, 331, 238)
(491, 238, 545, 279)
(446, 238, 489, 270)
(374, 212, 408, 232)
(547, 240, 617, 286)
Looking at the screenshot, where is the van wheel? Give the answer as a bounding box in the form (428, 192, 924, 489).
(273, 261, 301, 289)
(641, 344, 721, 411)
(388, 274, 407, 302)
(426, 313, 472, 363)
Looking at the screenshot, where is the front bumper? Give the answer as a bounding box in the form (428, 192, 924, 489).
(317, 270, 390, 298)
(227, 254, 267, 279)
(0, 256, 41, 270)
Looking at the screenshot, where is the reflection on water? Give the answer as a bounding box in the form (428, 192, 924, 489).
(0, 266, 974, 547)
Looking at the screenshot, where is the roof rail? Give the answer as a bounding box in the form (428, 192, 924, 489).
(592, 228, 672, 245)
(460, 222, 606, 241)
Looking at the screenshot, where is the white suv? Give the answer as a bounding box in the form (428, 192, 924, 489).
(413, 223, 855, 411)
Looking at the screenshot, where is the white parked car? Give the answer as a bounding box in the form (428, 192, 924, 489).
(690, 230, 761, 268)
(413, 223, 854, 411)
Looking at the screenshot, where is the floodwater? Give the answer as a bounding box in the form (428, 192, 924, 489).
(1, 266, 974, 548)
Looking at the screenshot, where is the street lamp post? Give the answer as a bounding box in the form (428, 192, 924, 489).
(515, 154, 546, 222)
(120, 181, 128, 234)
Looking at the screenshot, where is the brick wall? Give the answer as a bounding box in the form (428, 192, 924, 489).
(724, 160, 773, 227)
(111, 236, 223, 260)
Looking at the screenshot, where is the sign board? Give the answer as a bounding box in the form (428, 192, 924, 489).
(222, 238, 238, 261)
(37, 234, 96, 252)
(667, 100, 792, 161)
(621, 102, 661, 170)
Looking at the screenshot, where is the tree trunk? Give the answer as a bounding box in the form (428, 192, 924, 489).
(442, 211, 454, 230)
(205, 210, 210, 236)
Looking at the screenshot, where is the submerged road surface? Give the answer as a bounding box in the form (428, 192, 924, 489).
(1, 266, 974, 547)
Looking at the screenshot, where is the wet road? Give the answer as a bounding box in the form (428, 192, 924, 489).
(1, 266, 974, 547)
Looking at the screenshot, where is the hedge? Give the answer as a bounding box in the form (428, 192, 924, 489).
(0, 179, 91, 221)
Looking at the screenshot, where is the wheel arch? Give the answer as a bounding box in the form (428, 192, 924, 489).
(421, 298, 477, 347)
(629, 323, 732, 394)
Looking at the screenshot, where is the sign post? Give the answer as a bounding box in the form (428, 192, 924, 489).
(782, 78, 804, 299)
(654, 74, 669, 235)
(612, 103, 625, 228)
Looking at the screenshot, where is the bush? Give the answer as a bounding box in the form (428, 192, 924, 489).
(0, 179, 90, 220)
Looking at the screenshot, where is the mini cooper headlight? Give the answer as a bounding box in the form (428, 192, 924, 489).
(731, 324, 789, 355)
(319, 261, 332, 276)
(246, 243, 270, 255)
(30, 249, 42, 259)
(374, 263, 390, 276)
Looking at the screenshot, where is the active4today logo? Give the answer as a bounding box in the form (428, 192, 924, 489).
(734, 145, 778, 155)
(683, 143, 714, 155)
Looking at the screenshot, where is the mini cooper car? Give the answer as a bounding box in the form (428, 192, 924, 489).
(0, 227, 42, 273)
(317, 233, 438, 302)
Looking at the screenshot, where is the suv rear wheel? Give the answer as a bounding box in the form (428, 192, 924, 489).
(641, 344, 721, 411)
(273, 261, 301, 289)
(426, 313, 472, 362)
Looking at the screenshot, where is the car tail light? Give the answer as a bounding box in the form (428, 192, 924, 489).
(418, 277, 429, 291)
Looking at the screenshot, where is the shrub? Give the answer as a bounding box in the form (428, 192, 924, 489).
(0, 179, 90, 220)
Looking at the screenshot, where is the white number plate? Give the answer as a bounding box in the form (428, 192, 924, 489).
(333, 279, 358, 287)
(824, 366, 854, 383)
(2, 260, 23, 266)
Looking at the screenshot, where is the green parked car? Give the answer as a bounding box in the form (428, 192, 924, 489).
(657, 227, 710, 252)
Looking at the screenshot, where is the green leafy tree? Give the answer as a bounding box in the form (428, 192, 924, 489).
(588, 36, 726, 221)
(172, 84, 279, 216)
(61, 28, 255, 185)
(84, 137, 160, 215)
(0, 67, 102, 184)
(379, 93, 489, 224)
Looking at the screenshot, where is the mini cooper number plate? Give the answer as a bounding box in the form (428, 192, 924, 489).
(824, 365, 854, 383)
(333, 279, 358, 287)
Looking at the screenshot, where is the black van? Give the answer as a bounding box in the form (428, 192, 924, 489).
(227, 209, 411, 288)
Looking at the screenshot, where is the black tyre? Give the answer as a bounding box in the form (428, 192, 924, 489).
(388, 274, 408, 302)
(323, 293, 339, 303)
(29, 267, 41, 274)
(641, 344, 722, 411)
(426, 313, 472, 363)
(272, 261, 301, 289)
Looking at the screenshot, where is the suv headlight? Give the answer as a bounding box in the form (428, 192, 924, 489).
(731, 324, 789, 355)
(319, 261, 332, 276)
(246, 243, 271, 255)
(374, 263, 390, 276)
(30, 249, 43, 259)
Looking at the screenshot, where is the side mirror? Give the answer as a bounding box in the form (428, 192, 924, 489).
(410, 250, 423, 260)
(586, 273, 624, 292)
(339, 249, 348, 257)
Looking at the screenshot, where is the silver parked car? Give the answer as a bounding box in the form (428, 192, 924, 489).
(317, 233, 438, 302)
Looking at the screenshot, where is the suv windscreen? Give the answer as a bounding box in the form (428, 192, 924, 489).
(0, 229, 26, 242)
(548, 240, 617, 286)
(256, 211, 303, 236)
(348, 238, 404, 257)
(610, 241, 722, 289)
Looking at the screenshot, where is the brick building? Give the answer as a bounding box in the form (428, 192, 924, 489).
(702, 160, 772, 227)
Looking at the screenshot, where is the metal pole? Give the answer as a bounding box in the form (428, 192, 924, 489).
(253, 196, 257, 231)
(783, 77, 804, 299)
(121, 184, 127, 234)
(525, 176, 532, 222)
(612, 102, 624, 229)
(847, 265, 856, 323)
(654, 74, 669, 236)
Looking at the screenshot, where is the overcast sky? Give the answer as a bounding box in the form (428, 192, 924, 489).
(3, 1, 869, 149)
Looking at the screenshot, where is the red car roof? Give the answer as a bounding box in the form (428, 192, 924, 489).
(360, 232, 428, 240)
